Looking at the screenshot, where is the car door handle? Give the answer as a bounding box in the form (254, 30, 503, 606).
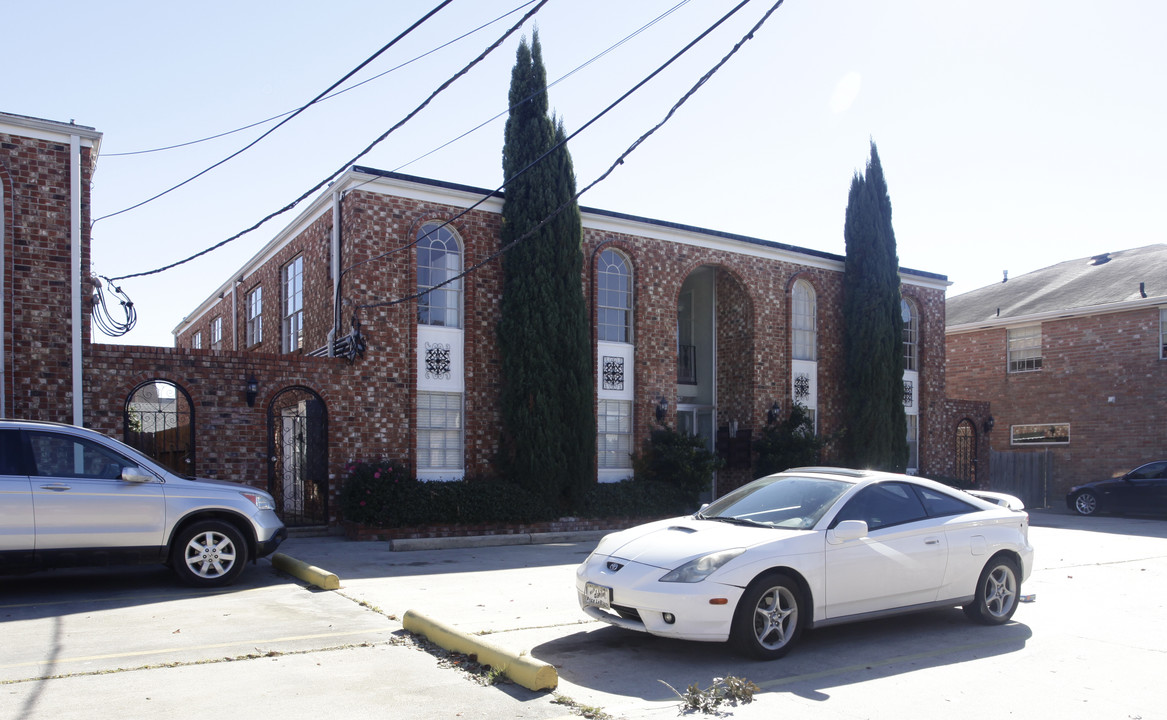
(924, 538, 941, 545)
(39, 483, 72, 492)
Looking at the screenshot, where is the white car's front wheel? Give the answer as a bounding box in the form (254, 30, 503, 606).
(731, 571, 804, 659)
(963, 555, 1020, 625)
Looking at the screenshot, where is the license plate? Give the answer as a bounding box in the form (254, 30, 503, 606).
(584, 582, 612, 610)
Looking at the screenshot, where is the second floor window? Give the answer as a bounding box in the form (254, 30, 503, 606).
(417, 223, 462, 328)
(597, 249, 632, 343)
(282, 256, 303, 353)
(246, 286, 263, 346)
(192, 331, 202, 350)
(1007, 325, 1042, 372)
(902, 298, 919, 371)
(210, 316, 222, 351)
(792, 280, 817, 361)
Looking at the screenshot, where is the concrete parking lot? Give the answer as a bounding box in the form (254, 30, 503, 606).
(2, 510, 1165, 720)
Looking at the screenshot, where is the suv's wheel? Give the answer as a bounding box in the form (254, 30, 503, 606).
(731, 571, 804, 659)
(171, 520, 249, 587)
(963, 555, 1020, 625)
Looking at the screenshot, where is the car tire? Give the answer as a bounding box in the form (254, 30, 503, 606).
(731, 571, 804, 659)
(1072, 490, 1099, 516)
(171, 520, 250, 588)
(963, 555, 1020, 625)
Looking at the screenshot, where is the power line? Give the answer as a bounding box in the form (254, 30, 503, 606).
(93, 0, 457, 225)
(341, 0, 697, 278)
(107, 0, 549, 283)
(101, 1, 538, 158)
(357, 0, 785, 312)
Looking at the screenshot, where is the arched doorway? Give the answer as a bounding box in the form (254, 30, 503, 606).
(124, 379, 194, 475)
(267, 387, 328, 526)
(955, 419, 977, 486)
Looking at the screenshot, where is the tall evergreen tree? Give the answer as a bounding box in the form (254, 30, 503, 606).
(841, 142, 909, 472)
(497, 32, 594, 510)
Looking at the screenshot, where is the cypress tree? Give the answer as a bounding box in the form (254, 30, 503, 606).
(497, 32, 595, 510)
(841, 142, 909, 472)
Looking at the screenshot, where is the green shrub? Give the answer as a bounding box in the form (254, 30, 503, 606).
(577, 479, 696, 519)
(753, 404, 828, 478)
(632, 426, 723, 505)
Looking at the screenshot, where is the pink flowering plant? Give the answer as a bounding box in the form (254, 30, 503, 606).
(339, 459, 414, 526)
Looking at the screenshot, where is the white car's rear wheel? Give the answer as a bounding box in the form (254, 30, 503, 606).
(963, 556, 1020, 625)
(731, 571, 804, 659)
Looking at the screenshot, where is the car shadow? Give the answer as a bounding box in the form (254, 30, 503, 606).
(533, 608, 1032, 703)
(1029, 509, 1167, 538)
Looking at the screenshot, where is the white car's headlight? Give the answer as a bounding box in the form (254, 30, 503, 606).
(659, 549, 745, 583)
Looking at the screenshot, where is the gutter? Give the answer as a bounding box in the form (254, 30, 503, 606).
(947, 294, 1167, 335)
(71, 133, 83, 426)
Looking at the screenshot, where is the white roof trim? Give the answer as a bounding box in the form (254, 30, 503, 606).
(947, 295, 1167, 334)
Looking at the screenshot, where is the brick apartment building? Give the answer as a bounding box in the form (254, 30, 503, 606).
(4, 110, 987, 529)
(945, 245, 1167, 501)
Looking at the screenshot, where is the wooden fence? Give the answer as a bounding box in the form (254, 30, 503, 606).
(989, 449, 1051, 509)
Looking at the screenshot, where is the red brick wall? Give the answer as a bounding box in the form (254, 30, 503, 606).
(1, 128, 95, 420)
(946, 307, 1167, 495)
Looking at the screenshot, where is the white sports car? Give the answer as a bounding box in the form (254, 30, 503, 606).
(576, 467, 1033, 659)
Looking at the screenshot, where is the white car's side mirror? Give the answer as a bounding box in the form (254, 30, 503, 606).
(828, 519, 868, 544)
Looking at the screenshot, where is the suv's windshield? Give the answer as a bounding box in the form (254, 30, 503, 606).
(698, 475, 851, 529)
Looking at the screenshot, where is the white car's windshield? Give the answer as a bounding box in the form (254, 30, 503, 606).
(698, 475, 851, 529)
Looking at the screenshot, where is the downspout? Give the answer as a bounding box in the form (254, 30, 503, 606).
(0, 175, 6, 418)
(71, 134, 83, 427)
(328, 189, 342, 356)
(231, 278, 239, 351)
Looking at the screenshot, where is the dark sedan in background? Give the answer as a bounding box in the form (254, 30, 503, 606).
(1067, 461, 1167, 516)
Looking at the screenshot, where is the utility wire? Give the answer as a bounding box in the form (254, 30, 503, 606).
(345, 0, 749, 283)
(107, 0, 549, 282)
(91, 275, 138, 336)
(93, 0, 456, 225)
(102, 1, 537, 158)
(357, 0, 785, 311)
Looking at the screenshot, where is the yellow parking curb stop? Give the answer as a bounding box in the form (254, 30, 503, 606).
(271, 553, 340, 590)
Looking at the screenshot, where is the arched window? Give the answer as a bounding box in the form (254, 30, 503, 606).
(124, 379, 194, 475)
(597, 249, 632, 343)
(792, 280, 816, 361)
(902, 297, 919, 371)
(417, 222, 463, 328)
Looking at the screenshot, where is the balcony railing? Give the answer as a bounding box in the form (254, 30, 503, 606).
(677, 344, 697, 385)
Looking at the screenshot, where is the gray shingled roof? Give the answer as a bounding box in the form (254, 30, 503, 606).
(946, 244, 1167, 327)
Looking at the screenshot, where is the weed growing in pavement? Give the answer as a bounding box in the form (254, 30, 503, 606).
(551, 694, 613, 720)
(659, 675, 760, 715)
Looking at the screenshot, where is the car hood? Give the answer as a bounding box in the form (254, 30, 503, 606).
(166, 474, 265, 495)
(599, 517, 804, 569)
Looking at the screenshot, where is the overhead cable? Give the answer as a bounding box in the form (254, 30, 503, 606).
(93, 0, 457, 225)
(358, 0, 786, 311)
(347, 0, 754, 285)
(107, 0, 549, 282)
(102, 1, 538, 158)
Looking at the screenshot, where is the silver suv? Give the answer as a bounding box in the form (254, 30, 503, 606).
(0, 419, 286, 587)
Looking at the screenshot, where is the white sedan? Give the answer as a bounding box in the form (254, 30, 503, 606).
(576, 467, 1033, 659)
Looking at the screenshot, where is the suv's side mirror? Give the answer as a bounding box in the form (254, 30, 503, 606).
(121, 466, 155, 483)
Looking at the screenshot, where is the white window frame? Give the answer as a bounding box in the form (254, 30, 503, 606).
(1160, 308, 1166, 360)
(210, 316, 222, 351)
(416, 390, 464, 475)
(597, 249, 632, 344)
(282, 256, 303, 353)
(906, 413, 919, 474)
(1007, 325, 1042, 373)
(417, 223, 463, 328)
(597, 399, 633, 470)
(902, 297, 919, 371)
(246, 286, 263, 347)
(192, 331, 202, 350)
(792, 280, 816, 361)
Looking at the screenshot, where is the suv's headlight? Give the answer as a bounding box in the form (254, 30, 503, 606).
(242, 492, 275, 511)
(659, 549, 745, 583)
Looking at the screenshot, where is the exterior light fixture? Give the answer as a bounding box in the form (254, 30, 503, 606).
(982, 416, 995, 433)
(246, 375, 259, 407)
(655, 396, 669, 424)
(766, 401, 781, 425)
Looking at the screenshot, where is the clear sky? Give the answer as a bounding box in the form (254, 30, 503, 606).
(4, 0, 1164, 347)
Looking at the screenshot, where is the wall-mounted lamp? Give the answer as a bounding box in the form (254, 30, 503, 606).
(982, 416, 994, 433)
(766, 401, 781, 425)
(655, 396, 669, 424)
(246, 375, 259, 407)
